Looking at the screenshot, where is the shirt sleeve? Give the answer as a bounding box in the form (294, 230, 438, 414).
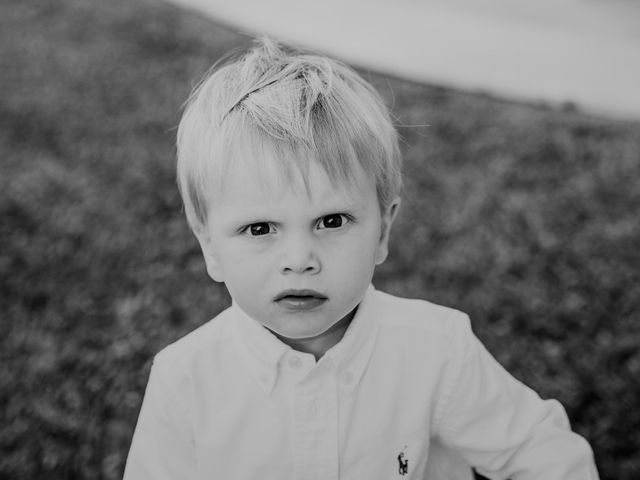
(433, 314, 599, 480)
(123, 353, 197, 480)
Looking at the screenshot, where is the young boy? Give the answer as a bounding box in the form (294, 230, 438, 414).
(124, 39, 599, 479)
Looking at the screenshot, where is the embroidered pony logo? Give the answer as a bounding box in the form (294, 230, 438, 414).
(397, 446, 409, 476)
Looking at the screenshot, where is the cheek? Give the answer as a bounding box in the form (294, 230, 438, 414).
(219, 239, 272, 265)
(327, 231, 380, 266)
(225, 252, 269, 278)
(211, 244, 248, 280)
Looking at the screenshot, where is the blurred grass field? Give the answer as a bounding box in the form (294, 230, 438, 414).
(1, 0, 639, 478)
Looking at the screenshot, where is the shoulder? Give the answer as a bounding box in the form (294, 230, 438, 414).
(152, 305, 236, 371)
(365, 289, 479, 406)
(370, 288, 472, 344)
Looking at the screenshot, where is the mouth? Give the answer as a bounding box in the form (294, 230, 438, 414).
(274, 289, 328, 311)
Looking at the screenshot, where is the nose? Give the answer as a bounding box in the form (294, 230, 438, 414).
(278, 232, 321, 275)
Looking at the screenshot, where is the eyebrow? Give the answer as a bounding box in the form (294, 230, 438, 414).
(226, 199, 362, 223)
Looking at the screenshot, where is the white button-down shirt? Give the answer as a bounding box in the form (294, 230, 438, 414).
(124, 286, 599, 479)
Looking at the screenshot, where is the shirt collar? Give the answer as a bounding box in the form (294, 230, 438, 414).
(231, 285, 380, 395)
(323, 284, 379, 395)
(232, 303, 288, 394)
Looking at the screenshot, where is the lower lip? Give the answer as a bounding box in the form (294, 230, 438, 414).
(275, 296, 327, 311)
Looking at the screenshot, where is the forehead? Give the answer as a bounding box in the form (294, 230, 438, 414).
(208, 135, 375, 208)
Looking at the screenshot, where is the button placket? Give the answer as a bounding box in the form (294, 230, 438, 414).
(291, 370, 339, 480)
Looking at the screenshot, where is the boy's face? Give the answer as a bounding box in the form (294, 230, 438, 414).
(195, 151, 399, 343)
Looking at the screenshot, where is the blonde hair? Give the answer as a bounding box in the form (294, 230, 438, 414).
(177, 38, 401, 232)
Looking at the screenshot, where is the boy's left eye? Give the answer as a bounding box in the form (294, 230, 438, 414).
(318, 214, 348, 229)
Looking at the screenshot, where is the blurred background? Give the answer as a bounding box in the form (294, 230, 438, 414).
(1, 0, 639, 478)
(176, 0, 640, 119)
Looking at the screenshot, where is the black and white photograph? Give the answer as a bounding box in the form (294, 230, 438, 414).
(2, 0, 639, 478)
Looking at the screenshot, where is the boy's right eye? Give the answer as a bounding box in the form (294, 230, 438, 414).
(243, 222, 272, 236)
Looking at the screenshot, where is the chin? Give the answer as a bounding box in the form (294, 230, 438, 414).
(272, 322, 332, 341)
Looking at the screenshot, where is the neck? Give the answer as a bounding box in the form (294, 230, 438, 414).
(273, 307, 357, 361)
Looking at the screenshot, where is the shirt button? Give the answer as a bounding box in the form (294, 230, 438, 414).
(288, 356, 302, 369)
(342, 372, 354, 385)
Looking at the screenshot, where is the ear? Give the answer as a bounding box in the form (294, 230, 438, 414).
(375, 197, 401, 265)
(193, 227, 225, 283)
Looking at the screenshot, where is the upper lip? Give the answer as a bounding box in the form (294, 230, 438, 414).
(274, 289, 327, 301)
